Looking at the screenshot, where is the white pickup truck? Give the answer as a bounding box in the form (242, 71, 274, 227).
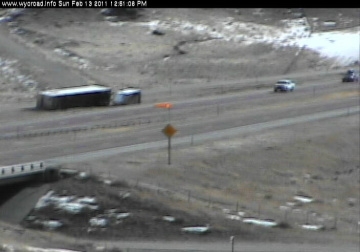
(274, 79, 296, 92)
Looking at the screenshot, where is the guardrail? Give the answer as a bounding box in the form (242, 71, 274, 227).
(0, 118, 152, 141)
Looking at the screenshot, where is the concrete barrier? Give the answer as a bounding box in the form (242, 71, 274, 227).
(0, 161, 45, 186)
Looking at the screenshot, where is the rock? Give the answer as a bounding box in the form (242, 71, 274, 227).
(104, 16, 118, 22)
(89, 217, 108, 227)
(152, 29, 165, 36)
(11, 27, 27, 35)
(322, 21, 337, 28)
(292, 12, 304, 18)
(33, 37, 44, 45)
(6, 21, 18, 27)
(347, 198, 356, 207)
(100, 8, 113, 16)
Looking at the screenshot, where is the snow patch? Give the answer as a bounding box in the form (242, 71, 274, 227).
(294, 195, 314, 203)
(54, 48, 90, 70)
(25, 247, 81, 252)
(109, 17, 359, 66)
(89, 217, 108, 227)
(181, 224, 210, 234)
(34, 191, 99, 214)
(296, 28, 360, 65)
(300, 224, 324, 231)
(162, 216, 176, 222)
(0, 57, 38, 92)
(242, 218, 278, 227)
(40, 220, 63, 230)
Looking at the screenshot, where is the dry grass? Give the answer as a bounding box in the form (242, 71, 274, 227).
(0, 8, 359, 248)
(109, 114, 359, 236)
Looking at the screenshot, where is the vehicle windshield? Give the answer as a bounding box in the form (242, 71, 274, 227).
(345, 73, 356, 77)
(277, 81, 290, 84)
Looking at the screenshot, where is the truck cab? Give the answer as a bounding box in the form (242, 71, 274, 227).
(113, 88, 141, 105)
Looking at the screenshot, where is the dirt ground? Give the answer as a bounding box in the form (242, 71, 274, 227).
(0, 8, 359, 251)
(19, 113, 360, 239)
(1, 8, 359, 100)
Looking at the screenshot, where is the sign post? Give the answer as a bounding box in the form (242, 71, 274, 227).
(168, 136, 171, 165)
(162, 123, 177, 165)
(230, 236, 235, 252)
(155, 102, 177, 165)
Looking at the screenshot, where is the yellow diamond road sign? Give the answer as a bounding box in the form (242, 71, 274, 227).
(162, 124, 177, 138)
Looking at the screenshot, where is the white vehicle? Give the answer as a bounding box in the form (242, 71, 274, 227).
(274, 79, 296, 92)
(113, 88, 141, 105)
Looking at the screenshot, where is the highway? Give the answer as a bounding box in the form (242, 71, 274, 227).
(0, 76, 358, 165)
(97, 240, 359, 252)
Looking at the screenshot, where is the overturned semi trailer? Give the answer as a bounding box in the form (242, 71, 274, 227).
(36, 85, 112, 110)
